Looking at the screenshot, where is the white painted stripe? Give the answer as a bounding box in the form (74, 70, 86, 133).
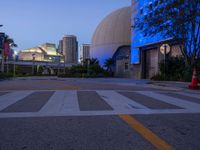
(40, 91, 66, 113)
(59, 90, 80, 113)
(97, 90, 149, 111)
(40, 91, 80, 114)
(137, 91, 200, 110)
(176, 92, 200, 99)
(0, 91, 34, 111)
(0, 108, 200, 118)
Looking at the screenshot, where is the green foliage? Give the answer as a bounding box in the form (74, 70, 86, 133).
(4, 34, 18, 48)
(37, 66, 44, 75)
(152, 57, 200, 81)
(134, 0, 200, 64)
(59, 58, 111, 78)
(0, 72, 13, 79)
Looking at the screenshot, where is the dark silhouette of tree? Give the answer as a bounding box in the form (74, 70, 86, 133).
(134, 0, 200, 65)
(104, 58, 114, 73)
(4, 35, 17, 48)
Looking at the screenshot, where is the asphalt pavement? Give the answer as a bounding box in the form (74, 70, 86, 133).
(0, 77, 200, 150)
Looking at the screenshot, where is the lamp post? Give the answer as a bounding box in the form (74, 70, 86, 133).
(0, 32, 5, 73)
(32, 53, 36, 75)
(87, 58, 90, 76)
(13, 53, 16, 77)
(57, 56, 61, 76)
(164, 45, 167, 80)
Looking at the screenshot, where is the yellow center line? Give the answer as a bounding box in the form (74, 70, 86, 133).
(119, 114, 175, 150)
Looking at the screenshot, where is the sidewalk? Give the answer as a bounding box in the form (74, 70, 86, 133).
(149, 81, 200, 93)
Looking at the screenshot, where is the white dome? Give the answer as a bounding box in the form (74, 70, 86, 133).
(91, 6, 131, 65)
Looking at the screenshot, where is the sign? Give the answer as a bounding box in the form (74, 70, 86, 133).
(3, 41, 10, 57)
(160, 44, 170, 55)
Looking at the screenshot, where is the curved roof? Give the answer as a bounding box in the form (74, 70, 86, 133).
(91, 6, 131, 65)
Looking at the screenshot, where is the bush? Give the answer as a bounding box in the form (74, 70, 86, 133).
(58, 62, 112, 78)
(0, 72, 13, 79)
(151, 57, 200, 81)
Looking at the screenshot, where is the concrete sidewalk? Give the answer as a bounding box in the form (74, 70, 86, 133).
(149, 81, 200, 93)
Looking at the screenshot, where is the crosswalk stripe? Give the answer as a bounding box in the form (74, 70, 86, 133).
(59, 91, 80, 113)
(0, 91, 34, 111)
(40, 91, 80, 114)
(39, 91, 66, 113)
(0, 90, 200, 118)
(97, 90, 149, 111)
(136, 91, 200, 110)
(175, 92, 200, 99)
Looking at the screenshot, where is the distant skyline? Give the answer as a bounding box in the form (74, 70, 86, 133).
(0, 0, 130, 51)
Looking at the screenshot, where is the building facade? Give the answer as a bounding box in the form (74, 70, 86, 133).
(62, 35, 78, 64)
(131, 0, 182, 79)
(90, 7, 131, 66)
(58, 40, 63, 54)
(80, 44, 90, 64)
(18, 43, 63, 63)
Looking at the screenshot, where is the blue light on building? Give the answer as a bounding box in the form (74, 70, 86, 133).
(131, 0, 165, 64)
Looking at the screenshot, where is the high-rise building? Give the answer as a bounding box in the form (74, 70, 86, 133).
(62, 35, 78, 64)
(58, 40, 63, 54)
(80, 44, 90, 63)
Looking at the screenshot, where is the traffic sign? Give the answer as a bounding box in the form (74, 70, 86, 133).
(160, 44, 170, 55)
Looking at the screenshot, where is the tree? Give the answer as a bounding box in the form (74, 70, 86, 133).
(3, 34, 17, 58)
(104, 58, 114, 75)
(134, 0, 200, 65)
(4, 35, 18, 48)
(83, 58, 99, 65)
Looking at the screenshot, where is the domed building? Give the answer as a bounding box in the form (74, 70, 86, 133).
(91, 6, 132, 77)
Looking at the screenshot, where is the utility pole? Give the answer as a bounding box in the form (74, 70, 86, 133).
(164, 45, 167, 80)
(87, 59, 90, 76)
(13, 53, 16, 77)
(0, 32, 5, 73)
(32, 54, 36, 75)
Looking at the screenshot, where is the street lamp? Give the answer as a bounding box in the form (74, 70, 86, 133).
(0, 32, 5, 73)
(87, 58, 90, 76)
(32, 53, 36, 75)
(13, 51, 17, 77)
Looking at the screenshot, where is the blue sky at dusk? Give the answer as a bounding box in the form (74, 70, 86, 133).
(0, 0, 130, 51)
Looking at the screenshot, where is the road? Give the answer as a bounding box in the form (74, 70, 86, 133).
(0, 77, 200, 150)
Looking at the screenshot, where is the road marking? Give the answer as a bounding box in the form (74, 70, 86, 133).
(1, 90, 200, 118)
(97, 90, 149, 111)
(59, 91, 80, 113)
(176, 92, 200, 99)
(40, 91, 66, 114)
(0, 91, 34, 111)
(119, 114, 175, 150)
(137, 91, 200, 110)
(40, 91, 80, 114)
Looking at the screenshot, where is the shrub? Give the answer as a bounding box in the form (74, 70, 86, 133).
(152, 57, 200, 81)
(0, 72, 13, 79)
